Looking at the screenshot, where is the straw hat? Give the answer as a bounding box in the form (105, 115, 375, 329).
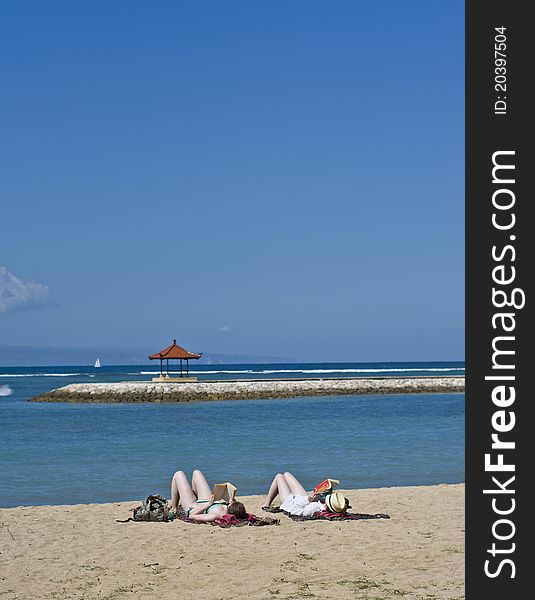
(325, 491, 348, 513)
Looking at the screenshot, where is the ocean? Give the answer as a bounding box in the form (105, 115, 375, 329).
(0, 361, 464, 508)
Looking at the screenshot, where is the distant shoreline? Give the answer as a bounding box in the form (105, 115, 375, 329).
(32, 375, 465, 403)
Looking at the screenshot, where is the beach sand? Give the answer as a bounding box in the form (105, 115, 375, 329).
(0, 484, 464, 600)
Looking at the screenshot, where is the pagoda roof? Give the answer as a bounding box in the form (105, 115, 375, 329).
(148, 339, 202, 360)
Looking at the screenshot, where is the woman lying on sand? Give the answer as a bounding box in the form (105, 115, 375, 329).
(263, 472, 349, 517)
(170, 469, 247, 522)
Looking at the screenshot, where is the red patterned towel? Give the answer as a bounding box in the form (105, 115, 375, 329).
(176, 510, 279, 528)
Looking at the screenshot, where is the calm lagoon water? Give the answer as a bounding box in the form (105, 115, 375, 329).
(0, 362, 464, 507)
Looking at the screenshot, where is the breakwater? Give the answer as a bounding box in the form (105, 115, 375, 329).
(31, 376, 464, 403)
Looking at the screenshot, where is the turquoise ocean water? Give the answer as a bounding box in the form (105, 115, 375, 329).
(0, 362, 464, 508)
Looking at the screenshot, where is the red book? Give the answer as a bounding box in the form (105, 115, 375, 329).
(313, 478, 339, 494)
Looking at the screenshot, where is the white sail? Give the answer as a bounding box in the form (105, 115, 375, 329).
(94, 358, 101, 368)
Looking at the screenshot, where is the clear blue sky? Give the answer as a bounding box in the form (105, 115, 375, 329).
(0, 1, 464, 362)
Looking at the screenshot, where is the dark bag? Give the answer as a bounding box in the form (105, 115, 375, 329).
(132, 494, 169, 522)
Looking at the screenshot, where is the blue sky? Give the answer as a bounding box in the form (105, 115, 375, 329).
(0, 1, 464, 362)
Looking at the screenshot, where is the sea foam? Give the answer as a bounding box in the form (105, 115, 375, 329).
(0, 373, 82, 378)
(135, 367, 463, 376)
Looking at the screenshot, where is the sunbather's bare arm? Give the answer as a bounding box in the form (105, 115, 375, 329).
(188, 511, 221, 522)
(188, 495, 215, 516)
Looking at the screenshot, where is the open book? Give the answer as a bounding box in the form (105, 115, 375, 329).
(213, 482, 237, 503)
(313, 478, 339, 495)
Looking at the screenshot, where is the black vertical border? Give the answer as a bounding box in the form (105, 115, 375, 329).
(466, 1, 532, 597)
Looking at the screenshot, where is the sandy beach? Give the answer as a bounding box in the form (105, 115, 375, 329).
(0, 483, 464, 600)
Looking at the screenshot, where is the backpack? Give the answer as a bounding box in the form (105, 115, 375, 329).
(132, 494, 170, 522)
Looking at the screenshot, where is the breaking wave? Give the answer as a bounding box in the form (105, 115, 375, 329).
(134, 367, 463, 376)
(0, 373, 82, 378)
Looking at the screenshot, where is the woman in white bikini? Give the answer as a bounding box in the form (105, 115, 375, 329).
(170, 469, 247, 522)
(262, 471, 348, 517)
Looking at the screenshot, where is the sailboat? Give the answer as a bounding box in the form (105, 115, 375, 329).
(94, 358, 101, 368)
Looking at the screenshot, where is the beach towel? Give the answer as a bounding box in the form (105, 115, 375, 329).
(298, 510, 390, 522)
(176, 509, 279, 528)
(262, 506, 389, 521)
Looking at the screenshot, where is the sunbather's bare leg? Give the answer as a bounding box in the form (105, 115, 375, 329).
(170, 470, 196, 511)
(191, 469, 212, 500)
(283, 472, 307, 496)
(263, 473, 291, 507)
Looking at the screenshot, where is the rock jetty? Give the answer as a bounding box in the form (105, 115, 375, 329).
(32, 376, 464, 403)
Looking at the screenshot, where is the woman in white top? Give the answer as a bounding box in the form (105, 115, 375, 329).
(262, 472, 343, 518)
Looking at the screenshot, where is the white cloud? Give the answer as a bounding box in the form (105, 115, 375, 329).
(219, 325, 231, 332)
(0, 267, 52, 314)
